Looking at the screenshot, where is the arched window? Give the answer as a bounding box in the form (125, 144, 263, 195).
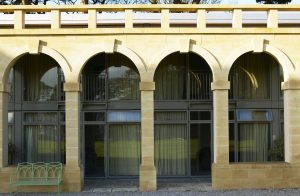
(154, 52, 213, 177)
(8, 54, 65, 165)
(229, 52, 284, 162)
(81, 53, 141, 178)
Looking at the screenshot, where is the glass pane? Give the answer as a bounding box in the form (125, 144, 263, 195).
(229, 111, 234, 121)
(8, 124, 16, 165)
(154, 53, 186, 100)
(229, 123, 235, 162)
(108, 66, 140, 101)
(190, 124, 211, 176)
(229, 53, 276, 100)
(155, 124, 188, 176)
(60, 125, 66, 164)
(84, 112, 105, 121)
(24, 125, 60, 162)
(23, 54, 58, 102)
(237, 110, 272, 121)
(190, 111, 211, 121)
(155, 111, 186, 121)
(109, 124, 141, 176)
(189, 53, 212, 100)
(85, 125, 105, 177)
(107, 111, 140, 122)
(82, 53, 106, 101)
(238, 123, 270, 162)
(24, 113, 57, 123)
(8, 112, 14, 123)
(60, 112, 65, 122)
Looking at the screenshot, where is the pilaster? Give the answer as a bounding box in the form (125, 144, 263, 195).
(139, 81, 156, 192)
(63, 82, 83, 191)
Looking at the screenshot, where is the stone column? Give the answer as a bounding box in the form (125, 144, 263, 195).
(139, 81, 156, 192)
(63, 82, 83, 192)
(0, 84, 9, 168)
(282, 80, 300, 163)
(212, 81, 230, 164)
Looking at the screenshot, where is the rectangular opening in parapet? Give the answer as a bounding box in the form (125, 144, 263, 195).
(61, 12, 88, 29)
(24, 12, 51, 29)
(206, 11, 233, 28)
(97, 12, 125, 28)
(242, 11, 267, 28)
(133, 12, 161, 28)
(169, 12, 197, 28)
(278, 11, 300, 28)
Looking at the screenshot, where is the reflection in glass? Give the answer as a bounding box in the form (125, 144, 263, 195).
(107, 111, 140, 122)
(154, 53, 186, 100)
(109, 124, 141, 176)
(85, 125, 105, 177)
(190, 124, 211, 176)
(155, 124, 188, 176)
(23, 113, 64, 163)
(237, 123, 269, 162)
(229, 53, 280, 99)
(21, 54, 59, 102)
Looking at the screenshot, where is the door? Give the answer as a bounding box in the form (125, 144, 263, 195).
(84, 125, 105, 177)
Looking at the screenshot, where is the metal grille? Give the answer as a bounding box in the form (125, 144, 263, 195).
(82, 73, 106, 101)
(190, 71, 212, 100)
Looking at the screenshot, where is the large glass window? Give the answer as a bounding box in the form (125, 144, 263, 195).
(81, 53, 141, 178)
(82, 53, 140, 101)
(154, 52, 213, 177)
(7, 54, 65, 165)
(154, 52, 212, 100)
(229, 53, 284, 163)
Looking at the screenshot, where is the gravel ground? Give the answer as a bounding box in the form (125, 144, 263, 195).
(2, 179, 300, 196)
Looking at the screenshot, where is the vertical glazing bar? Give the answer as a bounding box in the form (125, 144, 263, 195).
(197, 9, 206, 29)
(14, 10, 25, 29)
(51, 10, 61, 29)
(161, 9, 170, 29)
(88, 9, 97, 29)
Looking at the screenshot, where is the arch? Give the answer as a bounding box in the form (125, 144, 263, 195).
(75, 43, 147, 83)
(150, 44, 221, 81)
(225, 43, 295, 81)
(0, 45, 71, 86)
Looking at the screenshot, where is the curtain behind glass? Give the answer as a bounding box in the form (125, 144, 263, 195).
(238, 123, 269, 162)
(24, 113, 64, 163)
(230, 53, 278, 99)
(109, 124, 141, 176)
(154, 53, 186, 100)
(155, 124, 188, 176)
(22, 54, 58, 102)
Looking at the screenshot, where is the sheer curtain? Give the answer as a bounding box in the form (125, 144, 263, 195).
(109, 124, 141, 176)
(231, 53, 276, 99)
(155, 124, 188, 176)
(238, 123, 269, 162)
(154, 53, 186, 100)
(24, 113, 63, 162)
(22, 54, 58, 102)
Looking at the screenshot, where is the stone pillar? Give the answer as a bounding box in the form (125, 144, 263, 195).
(139, 81, 156, 192)
(212, 81, 230, 164)
(0, 84, 9, 168)
(282, 80, 300, 163)
(63, 82, 83, 192)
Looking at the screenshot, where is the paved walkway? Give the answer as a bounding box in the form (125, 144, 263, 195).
(4, 178, 300, 195)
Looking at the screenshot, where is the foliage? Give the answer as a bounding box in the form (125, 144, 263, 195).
(270, 135, 284, 161)
(256, 0, 292, 4)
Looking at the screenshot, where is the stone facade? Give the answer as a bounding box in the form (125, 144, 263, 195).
(0, 4, 300, 192)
